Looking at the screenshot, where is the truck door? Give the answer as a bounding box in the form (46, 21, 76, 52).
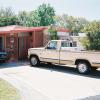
(41, 41, 60, 64)
(59, 41, 74, 65)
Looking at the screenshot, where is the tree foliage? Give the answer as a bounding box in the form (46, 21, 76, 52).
(29, 11, 40, 26)
(37, 4, 55, 26)
(54, 14, 88, 33)
(0, 4, 55, 27)
(18, 11, 31, 26)
(17, 4, 55, 27)
(0, 8, 19, 27)
(48, 25, 58, 40)
(18, 10, 41, 27)
(82, 21, 100, 50)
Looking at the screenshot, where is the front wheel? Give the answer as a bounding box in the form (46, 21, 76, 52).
(77, 62, 91, 74)
(30, 56, 40, 66)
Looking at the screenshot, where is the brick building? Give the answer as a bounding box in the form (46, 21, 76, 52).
(0, 25, 45, 60)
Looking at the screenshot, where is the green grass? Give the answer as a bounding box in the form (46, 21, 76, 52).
(0, 78, 20, 100)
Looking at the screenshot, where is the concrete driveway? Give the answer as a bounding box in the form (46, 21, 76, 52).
(0, 61, 100, 100)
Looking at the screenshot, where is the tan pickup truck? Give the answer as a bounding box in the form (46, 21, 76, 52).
(28, 40, 100, 74)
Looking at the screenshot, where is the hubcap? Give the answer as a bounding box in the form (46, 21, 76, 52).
(31, 57, 37, 65)
(78, 63, 87, 73)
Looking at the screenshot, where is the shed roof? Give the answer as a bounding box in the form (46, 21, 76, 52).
(57, 28, 70, 32)
(0, 25, 46, 34)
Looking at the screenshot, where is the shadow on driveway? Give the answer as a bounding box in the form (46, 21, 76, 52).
(0, 60, 29, 69)
(0, 61, 100, 79)
(36, 63, 100, 79)
(81, 95, 100, 100)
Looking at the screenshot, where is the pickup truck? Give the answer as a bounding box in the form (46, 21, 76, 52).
(28, 40, 100, 74)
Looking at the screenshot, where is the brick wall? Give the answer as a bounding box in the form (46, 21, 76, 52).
(32, 31, 44, 47)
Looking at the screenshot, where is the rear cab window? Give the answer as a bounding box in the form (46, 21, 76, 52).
(61, 41, 77, 50)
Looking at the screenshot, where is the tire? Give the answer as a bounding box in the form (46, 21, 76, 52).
(77, 62, 91, 74)
(30, 56, 40, 66)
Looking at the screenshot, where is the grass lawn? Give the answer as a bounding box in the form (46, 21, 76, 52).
(0, 78, 20, 100)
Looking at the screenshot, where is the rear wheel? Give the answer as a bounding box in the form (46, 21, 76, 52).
(77, 62, 91, 74)
(30, 56, 40, 66)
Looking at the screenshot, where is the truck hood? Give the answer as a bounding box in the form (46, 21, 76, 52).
(28, 47, 44, 51)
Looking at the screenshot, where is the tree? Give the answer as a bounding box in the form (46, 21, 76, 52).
(0, 7, 14, 17)
(54, 14, 88, 34)
(0, 7, 19, 27)
(48, 25, 58, 40)
(18, 11, 30, 26)
(67, 17, 88, 33)
(18, 10, 40, 27)
(54, 14, 69, 28)
(29, 11, 40, 26)
(37, 4, 55, 26)
(82, 21, 100, 50)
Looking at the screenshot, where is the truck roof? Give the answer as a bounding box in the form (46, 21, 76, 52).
(51, 40, 69, 42)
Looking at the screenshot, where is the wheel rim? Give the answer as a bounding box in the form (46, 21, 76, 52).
(78, 63, 87, 73)
(31, 57, 37, 65)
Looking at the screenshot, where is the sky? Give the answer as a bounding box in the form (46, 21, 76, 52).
(0, 0, 100, 21)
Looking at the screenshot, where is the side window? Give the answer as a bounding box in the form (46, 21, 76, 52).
(61, 41, 69, 47)
(61, 41, 77, 48)
(73, 42, 77, 47)
(46, 41, 57, 50)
